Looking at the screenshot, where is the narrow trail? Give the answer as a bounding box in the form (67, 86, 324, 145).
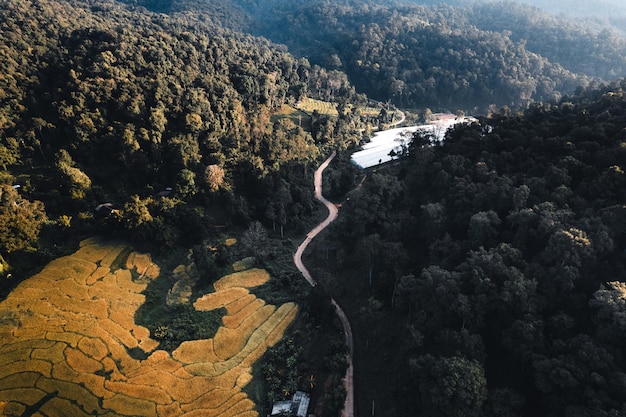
(293, 150, 354, 417)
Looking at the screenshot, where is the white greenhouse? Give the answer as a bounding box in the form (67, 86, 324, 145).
(351, 115, 476, 169)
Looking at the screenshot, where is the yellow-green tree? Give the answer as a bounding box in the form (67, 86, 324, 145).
(0, 184, 47, 254)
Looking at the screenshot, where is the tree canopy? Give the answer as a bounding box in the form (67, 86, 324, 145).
(217, 0, 626, 111)
(325, 80, 626, 416)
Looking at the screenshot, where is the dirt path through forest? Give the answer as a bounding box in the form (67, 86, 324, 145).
(293, 150, 354, 417)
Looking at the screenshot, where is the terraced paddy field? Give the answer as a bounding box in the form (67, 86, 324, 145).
(0, 238, 297, 416)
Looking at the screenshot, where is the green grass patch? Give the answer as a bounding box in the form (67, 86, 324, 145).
(358, 105, 383, 117)
(271, 104, 312, 131)
(134, 267, 226, 353)
(297, 97, 339, 117)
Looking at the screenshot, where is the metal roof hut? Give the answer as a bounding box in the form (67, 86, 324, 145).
(270, 391, 311, 417)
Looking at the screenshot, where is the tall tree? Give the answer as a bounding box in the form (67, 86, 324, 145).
(0, 184, 47, 254)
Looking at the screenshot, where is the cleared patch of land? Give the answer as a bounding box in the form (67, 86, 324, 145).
(297, 97, 339, 116)
(0, 238, 297, 416)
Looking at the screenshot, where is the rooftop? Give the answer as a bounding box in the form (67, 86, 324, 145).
(270, 391, 310, 417)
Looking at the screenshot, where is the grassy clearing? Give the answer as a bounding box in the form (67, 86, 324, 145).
(360, 104, 383, 117)
(270, 104, 310, 126)
(297, 97, 338, 117)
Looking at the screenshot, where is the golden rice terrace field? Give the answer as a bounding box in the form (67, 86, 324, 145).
(0, 238, 297, 416)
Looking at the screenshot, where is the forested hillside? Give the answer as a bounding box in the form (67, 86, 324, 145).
(314, 80, 626, 416)
(5, 0, 626, 416)
(0, 0, 368, 414)
(226, 0, 626, 112)
(119, 0, 626, 111)
(0, 0, 371, 273)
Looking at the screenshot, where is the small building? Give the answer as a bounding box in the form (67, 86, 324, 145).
(156, 187, 173, 197)
(95, 202, 118, 216)
(270, 391, 310, 417)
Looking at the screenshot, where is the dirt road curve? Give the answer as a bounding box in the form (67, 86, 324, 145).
(293, 150, 354, 417)
(293, 151, 339, 285)
(332, 299, 354, 417)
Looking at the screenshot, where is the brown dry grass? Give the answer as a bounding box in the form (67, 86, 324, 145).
(138, 337, 160, 353)
(180, 391, 247, 415)
(50, 356, 112, 399)
(52, 278, 89, 300)
(0, 371, 41, 389)
(240, 303, 298, 369)
(0, 388, 47, 405)
(73, 242, 121, 264)
(130, 253, 157, 277)
(213, 305, 274, 360)
(1, 401, 25, 416)
(98, 316, 141, 349)
(193, 287, 249, 311)
(46, 257, 99, 285)
(31, 341, 67, 364)
(38, 397, 93, 417)
(0, 240, 298, 417)
(65, 347, 103, 374)
(1, 359, 52, 379)
(222, 299, 266, 329)
(109, 310, 140, 332)
(157, 403, 183, 417)
(179, 388, 240, 412)
(220, 397, 256, 417)
(124, 251, 160, 279)
(105, 380, 172, 405)
(45, 331, 82, 348)
(36, 376, 101, 415)
(115, 268, 147, 294)
(0, 338, 55, 355)
(213, 268, 270, 291)
(100, 244, 130, 269)
(224, 293, 257, 315)
(231, 411, 259, 417)
(103, 393, 157, 417)
(235, 370, 253, 388)
(172, 339, 220, 365)
(77, 337, 108, 361)
(0, 347, 32, 366)
(86, 266, 109, 285)
(232, 257, 255, 272)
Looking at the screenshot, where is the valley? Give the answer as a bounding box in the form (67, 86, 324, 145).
(2, 0, 626, 416)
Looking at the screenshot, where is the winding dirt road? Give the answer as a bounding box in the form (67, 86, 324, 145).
(293, 151, 338, 286)
(293, 150, 354, 417)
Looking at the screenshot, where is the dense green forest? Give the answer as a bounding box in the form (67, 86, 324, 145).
(311, 81, 626, 416)
(4, 0, 626, 416)
(0, 0, 370, 261)
(118, 0, 626, 111)
(226, 0, 626, 112)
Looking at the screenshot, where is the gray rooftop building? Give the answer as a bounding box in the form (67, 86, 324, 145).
(270, 391, 310, 417)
